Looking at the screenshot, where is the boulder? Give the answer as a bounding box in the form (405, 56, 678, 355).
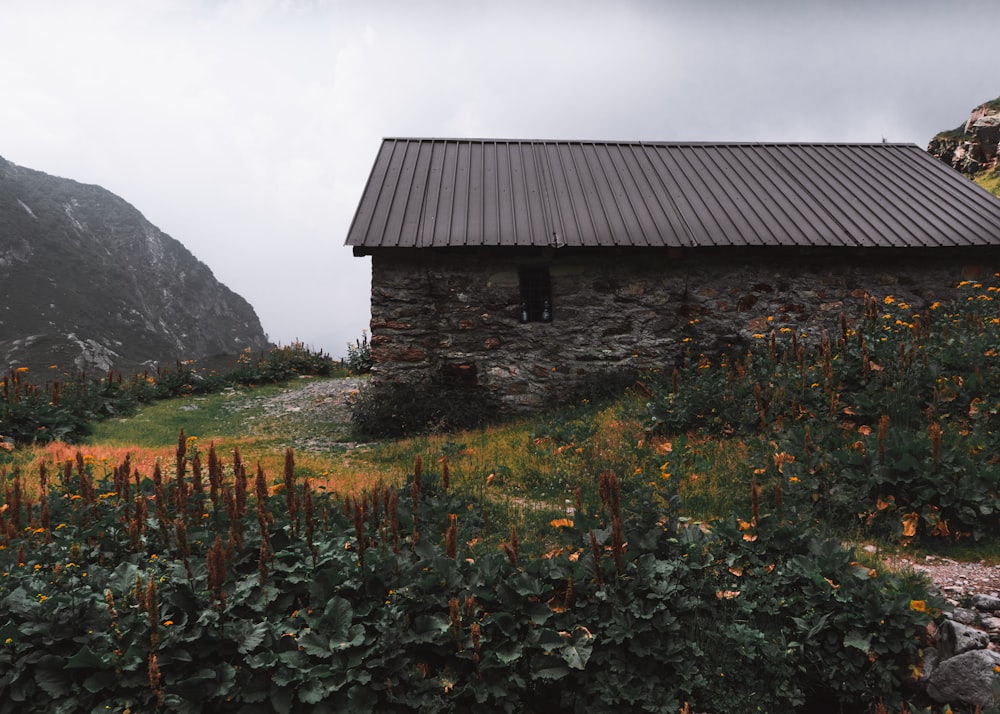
(937, 619, 990, 660)
(926, 649, 1000, 707)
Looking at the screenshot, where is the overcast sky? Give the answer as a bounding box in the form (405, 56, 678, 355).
(0, 0, 995, 358)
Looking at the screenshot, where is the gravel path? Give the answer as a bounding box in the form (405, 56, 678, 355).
(225, 376, 366, 452)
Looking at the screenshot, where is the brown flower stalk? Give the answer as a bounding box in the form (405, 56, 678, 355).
(445, 514, 458, 559)
(928, 421, 943, 464)
(146, 577, 160, 649)
(352, 498, 366, 568)
(191, 449, 203, 495)
(207, 535, 227, 609)
(503, 525, 520, 569)
(589, 529, 604, 585)
(388, 488, 400, 553)
(877, 414, 890, 461)
(284, 448, 298, 532)
(303, 478, 317, 567)
(207, 442, 222, 508)
(449, 597, 463, 652)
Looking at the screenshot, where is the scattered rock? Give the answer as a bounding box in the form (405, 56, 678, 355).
(937, 619, 990, 660)
(972, 593, 1000, 612)
(926, 649, 1000, 707)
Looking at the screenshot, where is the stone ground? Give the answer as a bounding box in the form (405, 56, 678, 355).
(223, 376, 366, 452)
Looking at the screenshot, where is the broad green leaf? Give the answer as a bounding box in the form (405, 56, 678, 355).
(35, 655, 71, 698)
(235, 619, 270, 655)
(843, 629, 872, 652)
(321, 596, 354, 639)
(65, 644, 107, 670)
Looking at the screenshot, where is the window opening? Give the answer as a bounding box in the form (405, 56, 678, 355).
(519, 267, 552, 323)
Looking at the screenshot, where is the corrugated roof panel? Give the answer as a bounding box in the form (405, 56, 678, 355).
(631, 144, 705, 247)
(715, 146, 808, 246)
(611, 144, 688, 247)
(906, 148, 1000, 242)
(345, 139, 1000, 251)
(586, 143, 648, 246)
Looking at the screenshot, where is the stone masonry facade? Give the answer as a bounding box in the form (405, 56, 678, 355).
(368, 247, 998, 410)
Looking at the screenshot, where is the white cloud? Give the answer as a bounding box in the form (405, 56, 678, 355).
(0, 0, 994, 357)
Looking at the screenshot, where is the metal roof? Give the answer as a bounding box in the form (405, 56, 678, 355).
(346, 139, 1000, 252)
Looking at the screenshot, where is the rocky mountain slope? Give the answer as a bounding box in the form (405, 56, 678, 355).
(927, 96, 1000, 196)
(0, 156, 270, 376)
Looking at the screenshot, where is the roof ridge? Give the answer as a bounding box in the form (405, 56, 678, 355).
(380, 137, 919, 148)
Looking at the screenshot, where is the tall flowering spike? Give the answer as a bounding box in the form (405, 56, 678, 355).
(449, 597, 463, 652)
(502, 525, 520, 569)
(610, 513, 624, 577)
(304, 478, 317, 566)
(176, 429, 187, 485)
(445, 514, 458, 559)
(589, 529, 604, 585)
(207, 535, 226, 607)
(233, 447, 243, 485)
(207, 442, 221, 507)
(352, 498, 366, 568)
(234, 458, 248, 520)
(928, 422, 943, 464)
(441, 457, 450, 492)
(877, 414, 890, 461)
(148, 653, 163, 708)
(258, 538, 270, 585)
(146, 578, 160, 649)
(191, 450, 203, 495)
(284, 449, 298, 526)
(254, 463, 268, 504)
(388, 488, 400, 553)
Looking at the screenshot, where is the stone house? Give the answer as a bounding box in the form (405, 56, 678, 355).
(346, 139, 1000, 410)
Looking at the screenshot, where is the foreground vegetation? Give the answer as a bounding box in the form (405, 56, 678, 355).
(0, 444, 938, 712)
(2, 278, 1000, 711)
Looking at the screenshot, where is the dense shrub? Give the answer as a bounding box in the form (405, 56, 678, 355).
(647, 278, 1000, 545)
(0, 449, 940, 712)
(351, 381, 501, 438)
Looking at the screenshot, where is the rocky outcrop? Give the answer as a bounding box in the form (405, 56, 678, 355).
(928, 98, 1000, 176)
(923, 599, 1000, 708)
(0, 155, 270, 375)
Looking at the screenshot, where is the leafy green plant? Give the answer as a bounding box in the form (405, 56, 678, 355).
(346, 331, 373, 375)
(647, 278, 1000, 547)
(0, 443, 942, 712)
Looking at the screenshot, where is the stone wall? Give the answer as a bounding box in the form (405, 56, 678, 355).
(367, 247, 998, 410)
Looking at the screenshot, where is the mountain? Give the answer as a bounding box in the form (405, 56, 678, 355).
(927, 97, 1000, 197)
(0, 155, 270, 376)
